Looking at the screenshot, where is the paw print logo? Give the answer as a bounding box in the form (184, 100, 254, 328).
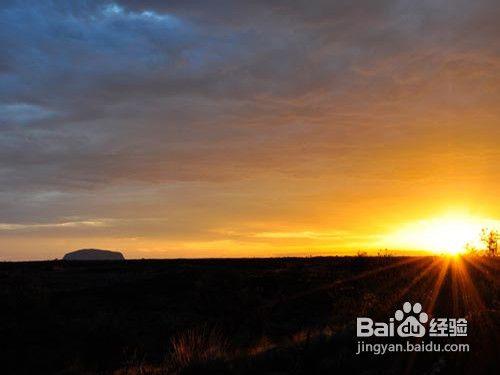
(395, 302, 428, 337)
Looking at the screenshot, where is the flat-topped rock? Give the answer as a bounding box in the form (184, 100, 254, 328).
(63, 249, 125, 261)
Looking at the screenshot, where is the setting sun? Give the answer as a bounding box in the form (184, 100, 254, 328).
(384, 215, 499, 255)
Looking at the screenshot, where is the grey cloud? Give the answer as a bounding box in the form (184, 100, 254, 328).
(0, 103, 54, 123)
(0, 0, 499, 231)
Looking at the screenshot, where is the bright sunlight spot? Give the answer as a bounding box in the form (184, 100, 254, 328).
(384, 214, 500, 255)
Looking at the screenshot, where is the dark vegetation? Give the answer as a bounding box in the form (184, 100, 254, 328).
(0, 256, 498, 374)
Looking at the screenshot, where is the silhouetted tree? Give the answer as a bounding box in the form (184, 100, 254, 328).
(481, 228, 498, 256)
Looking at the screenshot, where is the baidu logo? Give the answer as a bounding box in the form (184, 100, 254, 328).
(356, 302, 470, 355)
(356, 301, 466, 338)
(394, 302, 428, 337)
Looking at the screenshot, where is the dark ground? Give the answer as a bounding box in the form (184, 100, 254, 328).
(0, 256, 498, 374)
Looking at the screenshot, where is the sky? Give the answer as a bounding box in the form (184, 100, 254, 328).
(0, 0, 499, 260)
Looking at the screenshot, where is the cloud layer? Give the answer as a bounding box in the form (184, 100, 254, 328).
(1, 0, 499, 259)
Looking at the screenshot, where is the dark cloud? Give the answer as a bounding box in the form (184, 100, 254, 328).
(0, 1, 499, 258)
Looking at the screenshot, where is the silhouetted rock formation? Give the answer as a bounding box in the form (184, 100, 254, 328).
(63, 249, 125, 261)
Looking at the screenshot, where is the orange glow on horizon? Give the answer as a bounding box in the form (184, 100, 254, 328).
(381, 213, 500, 255)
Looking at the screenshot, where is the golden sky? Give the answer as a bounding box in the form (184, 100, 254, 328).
(0, 1, 499, 260)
